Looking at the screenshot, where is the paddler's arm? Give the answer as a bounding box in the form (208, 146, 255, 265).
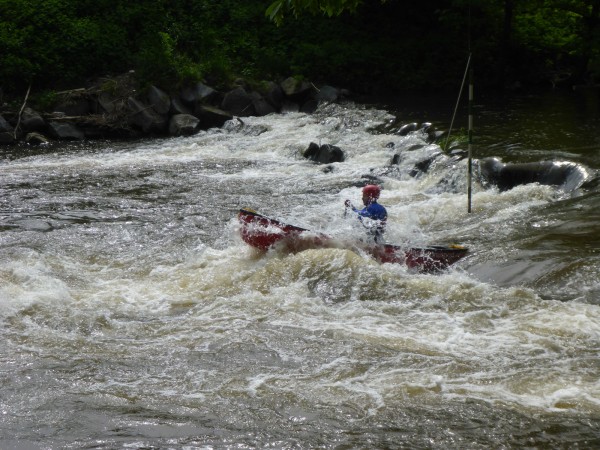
(345, 200, 376, 217)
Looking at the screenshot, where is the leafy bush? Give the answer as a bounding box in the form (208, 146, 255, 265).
(1, 0, 598, 100)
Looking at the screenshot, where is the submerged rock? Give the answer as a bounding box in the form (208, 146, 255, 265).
(478, 157, 590, 191)
(303, 142, 345, 164)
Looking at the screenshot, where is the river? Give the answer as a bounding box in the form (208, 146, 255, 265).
(1, 88, 599, 448)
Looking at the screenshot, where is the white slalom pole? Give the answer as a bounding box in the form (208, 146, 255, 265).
(467, 66, 474, 213)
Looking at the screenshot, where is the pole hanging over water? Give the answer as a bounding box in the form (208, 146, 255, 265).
(467, 66, 474, 213)
(445, 53, 473, 212)
(466, 2, 474, 213)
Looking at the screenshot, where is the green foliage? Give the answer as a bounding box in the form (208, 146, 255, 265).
(135, 32, 172, 88)
(514, 4, 580, 56)
(266, 0, 369, 25)
(0, 0, 599, 99)
(440, 129, 469, 152)
(32, 90, 59, 111)
(0, 0, 131, 92)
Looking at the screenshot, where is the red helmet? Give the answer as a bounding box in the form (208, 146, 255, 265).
(362, 184, 381, 200)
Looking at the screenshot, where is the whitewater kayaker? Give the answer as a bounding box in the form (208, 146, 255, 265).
(345, 184, 387, 243)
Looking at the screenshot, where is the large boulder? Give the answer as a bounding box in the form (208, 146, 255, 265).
(127, 97, 168, 133)
(281, 100, 300, 113)
(147, 85, 171, 115)
(315, 85, 340, 102)
(194, 104, 233, 129)
(25, 132, 50, 145)
(180, 82, 218, 105)
(0, 115, 13, 133)
(21, 108, 46, 132)
(281, 77, 312, 97)
(170, 97, 192, 115)
(0, 132, 15, 145)
(300, 99, 318, 113)
(168, 114, 200, 136)
(261, 81, 284, 111)
(251, 92, 277, 116)
(303, 142, 345, 164)
(221, 87, 255, 117)
(409, 153, 443, 177)
(48, 121, 85, 140)
(0, 117, 15, 144)
(397, 122, 418, 136)
(478, 157, 588, 192)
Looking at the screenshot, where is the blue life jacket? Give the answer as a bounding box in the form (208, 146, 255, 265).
(351, 202, 387, 242)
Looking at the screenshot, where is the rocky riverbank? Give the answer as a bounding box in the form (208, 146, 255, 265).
(0, 71, 348, 146)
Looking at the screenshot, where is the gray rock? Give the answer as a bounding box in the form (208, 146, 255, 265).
(281, 77, 311, 97)
(262, 81, 284, 110)
(0, 114, 13, 133)
(221, 87, 255, 117)
(21, 108, 46, 132)
(169, 114, 200, 136)
(280, 100, 300, 113)
(318, 144, 345, 163)
(127, 97, 168, 133)
(300, 99, 318, 114)
(147, 85, 171, 115)
(48, 121, 85, 140)
(180, 82, 217, 104)
(0, 132, 16, 145)
(398, 122, 418, 136)
(252, 94, 276, 116)
(25, 132, 50, 145)
(195, 82, 217, 101)
(170, 97, 192, 115)
(303, 142, 345, 164)
(193, 104, 233, 129)
(316, 85, 339, 102)
(479, 157, 587, 192)
(409, 153, 442, 177)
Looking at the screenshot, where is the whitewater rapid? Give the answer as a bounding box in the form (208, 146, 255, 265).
(1, 102, 599, 448)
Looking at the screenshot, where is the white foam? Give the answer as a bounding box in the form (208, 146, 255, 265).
(2, 101, 599, 419)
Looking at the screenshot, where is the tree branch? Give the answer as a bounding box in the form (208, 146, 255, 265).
(13, 84, 31, 139)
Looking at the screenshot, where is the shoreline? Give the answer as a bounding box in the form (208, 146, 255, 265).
(0, 72, 350, 148)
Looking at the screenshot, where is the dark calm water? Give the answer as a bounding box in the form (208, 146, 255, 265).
(1, 89, 599, 449)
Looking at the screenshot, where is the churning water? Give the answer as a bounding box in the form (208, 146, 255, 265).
(1, 94, 600, 448)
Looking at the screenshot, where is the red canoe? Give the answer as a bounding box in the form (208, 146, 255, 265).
(238, 208, 468, 272)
